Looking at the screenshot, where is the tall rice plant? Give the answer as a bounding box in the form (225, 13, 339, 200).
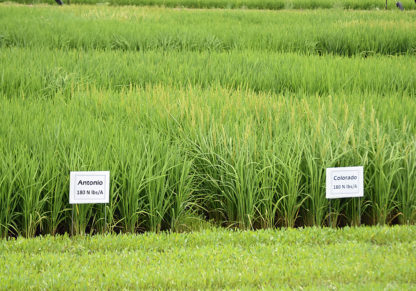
(258, 153, 282, 229)
(0, 149, 20, 238)
(396, 142, 416, 224)
(275, 141, 306, 228)
(167, 158, 196, 232)
(367, 121, 402, 225)
(17, 150, 49, 237)
(190, 127, 262, 229)
(116, 143, 148, 233)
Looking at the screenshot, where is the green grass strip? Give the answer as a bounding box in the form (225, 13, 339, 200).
(0, 226, 415, 289)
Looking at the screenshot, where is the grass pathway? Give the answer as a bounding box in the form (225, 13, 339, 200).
(1, 226, 415, 289)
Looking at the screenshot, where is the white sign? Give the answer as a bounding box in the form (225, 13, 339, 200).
(326, 166, 363, 199)
(69, 171, 110, 204)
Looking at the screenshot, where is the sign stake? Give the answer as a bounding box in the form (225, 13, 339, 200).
(104, 205, 107, 233)
(326, 166, 364, 228)
(329, 200, 332, 227)
(69, 171, 110, 236)
(71, 204, 74, 236)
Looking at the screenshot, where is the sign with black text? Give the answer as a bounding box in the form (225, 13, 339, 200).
(326, 166, 363, 199)
(69, 171, 110, 204)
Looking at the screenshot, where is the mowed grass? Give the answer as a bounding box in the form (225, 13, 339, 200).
(0, 226, 415, 289)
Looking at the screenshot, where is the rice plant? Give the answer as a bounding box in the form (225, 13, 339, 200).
(2, 5, 416, 55)
(1, 0, 414, 10)
(0, 4, 415, 236)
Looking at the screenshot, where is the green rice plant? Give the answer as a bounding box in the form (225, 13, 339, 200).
(327, 198, 344, 227)
(71, 204, 95, 235)
(106, 182, 121, 232)
(1, 84, 416, 235)
(88, 148, 124, 234)
(116, 147, 148, 233)
(1, 2, 416, 237)
(339, 146, 369, 227)
(190, 127, 263, 229)
(192, 144, 244, 228)
(43, 160, 69, 235)
(275, 140, 306, 228)
(396, 141, 416, 224)
(0, 0, 411, 10)
(189, 143, 224, 224)
(144, 154, 173, 233)
(16, 151, 49, 237)
(367, 120, 403, 225)
(140, 134, 196, 233)
(302, 145, 331, 227)
(167, 157, 197, 232)
(230, 149, 261, 229)
(56, 135, 89, 235)
(2, 5, 416, 55)
(299, 102, 336, 226)
(323, 128, 366, 227)
(257, 153, 282, 229)
(2, 48, 416, 99)
(25, 121, 70, 234)
(0, 148, 21, 237)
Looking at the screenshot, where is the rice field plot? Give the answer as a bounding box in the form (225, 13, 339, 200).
(2, 47, 416, 98)
(1, 86, 415, 236)
(0, 3, 415, 237)
(2, 0, 416, 10)
(1, 5, 416, 55)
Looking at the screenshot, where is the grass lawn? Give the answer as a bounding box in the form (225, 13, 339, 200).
(1, 226, 415, 289)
